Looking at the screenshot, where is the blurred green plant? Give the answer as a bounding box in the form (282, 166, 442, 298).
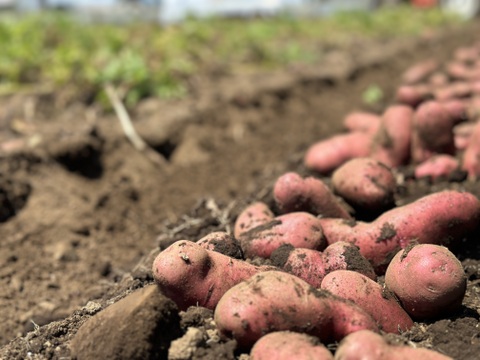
(362, 84, 384, 106)
(0, 6, 461, 107)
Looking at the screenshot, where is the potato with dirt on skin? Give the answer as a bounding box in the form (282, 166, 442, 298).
(238, 211, 326, 259)
(214, 271, 379, 349)
(270, 241, 376, 288)
(334, 330, 453, 360)
(152, 240, 274, 310)
(321, 270, 413, 334)
(385, 244, 467, 320)
(234, 201, 274, 239)
(414, 155, 460, 181)
(331, 157, 396, 219)
(318, 190, 480, 273)
(196, 231, 243, 259)
(250, 331, 333, 360)
(273, 171, 352, 219)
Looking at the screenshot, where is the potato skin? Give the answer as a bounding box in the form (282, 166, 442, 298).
(414, 155, 460, 181)
(250, 331, 333, 360)
(239, 212, 327, 259)
(319, 190, 480, 273)
(273, 172, 352, 219)
(214, 271, 379, 349)
(334, 330, 453, 360)
(196, 231, 243, 259)
(321, 270, 413, 334)
(304, 132, 372, 174)
(331, 157, 396, 218)
(152, 240, 273, 310)
(385, 244, 467, 319)
(234, 202, 275, 239)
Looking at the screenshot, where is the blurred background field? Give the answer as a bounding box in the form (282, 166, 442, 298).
(0, 1, 469, 107)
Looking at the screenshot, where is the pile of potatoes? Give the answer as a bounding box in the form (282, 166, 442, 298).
(152, 41, 480, 359)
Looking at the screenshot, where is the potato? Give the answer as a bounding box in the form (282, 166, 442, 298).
(250, 331, 333, 360)
(318, 190, 480, 272)
(214, 271, 379, 348)
(152, 240, 273, 310)
(385, 244, 467, 319)
(270, 241, 375, 288)
(401, 59, 439, 85)
(331, 157, 396, 219)
(428, 72, 449, 87)
(414, 155, 460, 181)
(234, 201, 274, 239)
(196, 231, 243, 259)
(370, 105, 413, 168)
(411, 101, 464, 164)
(447, 61, 480, 81)
(321, 270, 413, 333)
(334, 330, 453, 360)
(342, 111, 381, 133)
(433, 82, 473, 102)
(461, 121, 480, 179)
(273, 172, 352, 219)
(454, 121, 475, 150)
(304, 132, 372, 174)
(395, 84, 432, 107)
(239, 212, 327, 259)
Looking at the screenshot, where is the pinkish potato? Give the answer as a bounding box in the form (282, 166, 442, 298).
(467, 96, 480, 120)
(304, 132, 372, 175)
(238, 212, 326, 259)
(334, 330, 453, 360)
(428, 72, 449, 87)
(214, 271, 379, 349)
(411, 101, 465, 164)
(401, 59, 439, 85)
(318, 190, 480, 273)
(270, 241, 376, 288)
(454, 121, 476, 150)
(446, 61, 480, 81)
(433, 82, 474, 102)
(152, 240, 273, 310)
(196, 231, 243, 259)
(414, 155, 460, 181)
(234, 202, 274, 239)
(321, 270, 413, 333)
(331, 157, 396, 218)
(342, 111, 381, 133)
(385, 244, 467, 320)
(395, 84, 432, 107)
(273, 172, 351, 219)
(454, 46, 480, 63)
(370, 105, 413, 168)
(462, 121, 480, 179)
(250, 331, 333, 360)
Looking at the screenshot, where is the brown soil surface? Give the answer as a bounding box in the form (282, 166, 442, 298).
(1, 20, 480, 360)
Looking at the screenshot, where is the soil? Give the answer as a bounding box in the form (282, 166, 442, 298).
(1, 20, 480, 360)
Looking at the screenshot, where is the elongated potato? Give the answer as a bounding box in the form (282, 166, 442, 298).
(342, 111, 381, 133)
(401, 59, 439, 85)
(152, 240, 273, 310)
(385, 244, 467, 319)
(395, 84, 432, 107)
(318, 190, 480, 272)
(414, 155, 460, 181)
(273, 172, 351, 219)
(214, 271, 379, 349)
(334, 330, 453, 360)
(239, 212, 326, 259)
(321, 270, 413, 333)
(462, 121, 480, 179)
(250, 331, 334, 360)
(234, 202, 275, 239)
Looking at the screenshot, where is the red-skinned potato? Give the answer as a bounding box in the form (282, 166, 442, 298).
(331, 157, 396, 218)
(454, 121, 475, 150)
(414, 155, 460, 181)
(321, 270, 413, 333)
(334, 330, 453, 360)
(411, 101, 465, 164)
(250, 331, 333, 360)
(273, 172, 352, 219)
(401, 59, 439, 85)
(152, 240, 273, 310)
(304, 132, 372, 174)
(462, 121, 480, 179)
(196, 231, 243, 259)
(385, 244, 467, 320)
(318, 190, 480, 272)
(214, 271, 379, 349)
(395, 84, 432, 107)
(239, 212, 327, 259)
(234, 201, 274, 239)
(342, 111, 381, 133)
(270, 241, 376, 288)
(370, 105, 413, 168)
